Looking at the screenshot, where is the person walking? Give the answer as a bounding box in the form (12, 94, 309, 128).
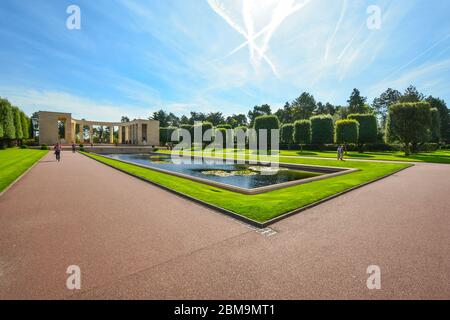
(71, 142, 76, 153)
(337, 145, 343, 161)
(54, 142, 61, 162)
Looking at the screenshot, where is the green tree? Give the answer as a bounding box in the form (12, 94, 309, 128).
(121, 116, 130, 122)
(190, 112, 207, 124)
(293, 120, 311, 153)
(399, 85, 424, 103)
(12, 106, 23, 141)
(225, 114, 247, 128)
(291, 92, 316, 120)
(387, 102, 432, 155)
(275, 102, 294, 124)
(335, 119, 359, 154)
(426, 96, 449, 143)
(347, 113, 377, 151)
(205, 112, 224, 126)
(159, 127, 177, 144)
(310, 115, 334, 145)
(180, 124, 194, 143)
(248, 104, 271, 127)
(179, 115, 190, 125)
(214, 128, 229, 149)
(20, 111, 30, 139)
(254, 115, 279, 150)
(280, 123, 294, 146)
(0, 98, 16, 140)
(315, 102, 336, 115)
(151, 109, 171, 127)
(372, 88, 401, 127)
(430, 108, 441, 142)
(347, 89, 367, 114)
(194, 122, 214, 146)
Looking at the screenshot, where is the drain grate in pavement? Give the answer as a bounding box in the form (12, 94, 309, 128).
(256, 227, 277, 237)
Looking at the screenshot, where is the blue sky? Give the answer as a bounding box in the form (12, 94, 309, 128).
(0, 0, 449, 121)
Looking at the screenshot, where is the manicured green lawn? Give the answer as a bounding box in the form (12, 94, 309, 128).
(276, 149, 450, 164)
(158, 148, 450, 164)
(0, 148, 48, 193)
(83, 152, 410, 223)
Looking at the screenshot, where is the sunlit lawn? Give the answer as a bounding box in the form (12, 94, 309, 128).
(0, 148, 48, 192)
(159, 148, 450, 164)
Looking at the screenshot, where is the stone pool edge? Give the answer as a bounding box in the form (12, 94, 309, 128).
(92, 152, 358, 195)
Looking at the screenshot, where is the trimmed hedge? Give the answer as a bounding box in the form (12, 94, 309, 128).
(180, 124, 194, 143)
(310, 115, 334, 144)
(216, 124, 232, 129)
(214, 127, 229, 149)
(348, 113, 377, 144)
(159, 127, 177, 144)
(293, 120, 312, 145)
(387, 102, 432, 155)
(254, 115, 280, 149)
(280, 123, 294, 144)
(193, 122, 214, 144)
(335, 119, 359, 144)
(233, 126, 247, 145)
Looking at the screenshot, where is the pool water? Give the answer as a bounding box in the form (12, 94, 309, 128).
(105, 153, 323, 190)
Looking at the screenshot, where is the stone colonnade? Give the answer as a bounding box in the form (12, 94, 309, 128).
(71, 119, 159, 146)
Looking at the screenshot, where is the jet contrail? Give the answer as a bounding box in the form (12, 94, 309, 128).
(207, 0, 311, 77)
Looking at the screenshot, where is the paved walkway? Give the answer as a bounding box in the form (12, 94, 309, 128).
(0, 152, 449, 299)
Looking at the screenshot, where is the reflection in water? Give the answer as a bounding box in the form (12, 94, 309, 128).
(106, 154, 323, 190)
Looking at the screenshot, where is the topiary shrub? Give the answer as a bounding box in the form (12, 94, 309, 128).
(335, 119, 359, 154)
(180, 124, 194, 144)
(193, 122, 214, 147)
(254, 115, 280, 150)
(233, 126, 247, 147)
(387, 102, 432, 155)
(19, 144, 28, 149)
(40, 144, 48, 150)
(280, 123, 294, 146)
(348, 113, 377, 151)
(293, 120, 312, 153)
(214, 127, 228, 149)
(310, 115, 334, 145)
(159, 127, 177, 145)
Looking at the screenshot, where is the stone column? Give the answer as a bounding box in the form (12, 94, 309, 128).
(89, 125, 93, 144)
(79, 124, 84, 143)
(137, 122, 143, 145)
(125, 125, 129, 143)
(109, 126, 114, 144)
(118, 126, 122, 144)
(71, 122, 76, 143)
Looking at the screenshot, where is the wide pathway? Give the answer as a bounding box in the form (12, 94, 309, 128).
(0, 152, 449, 299)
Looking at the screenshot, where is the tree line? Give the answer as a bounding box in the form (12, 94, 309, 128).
(129, 85, 448, 152)
(0, 97, 31, 148)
